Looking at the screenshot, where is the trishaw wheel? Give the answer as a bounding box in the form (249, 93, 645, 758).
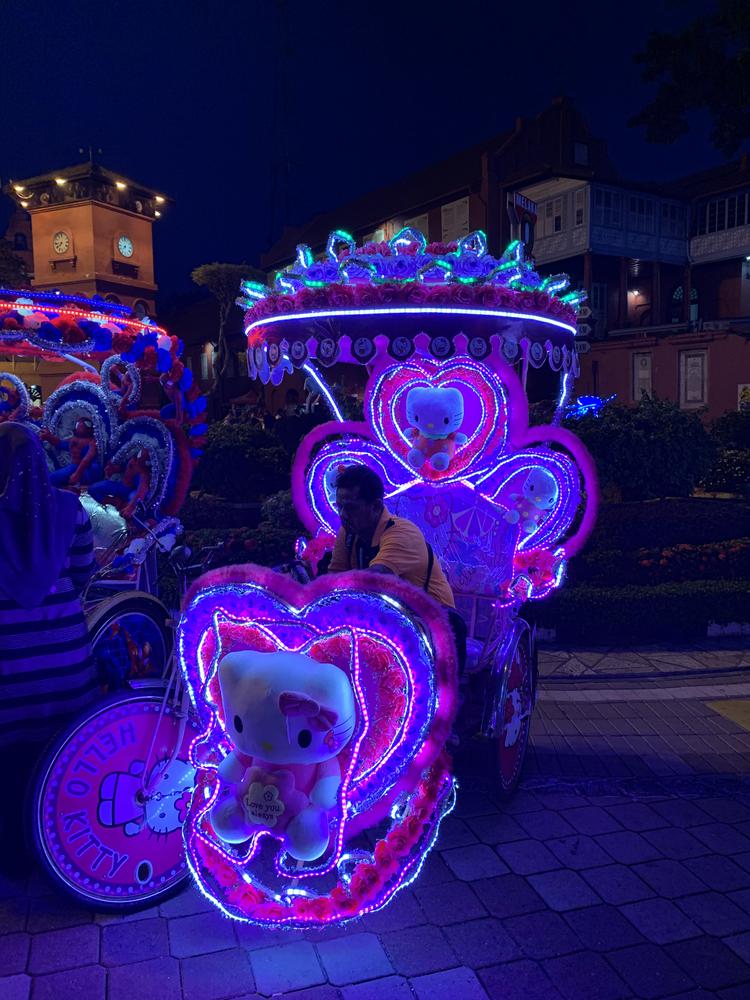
(28, 690, 201, 911)
(496, 631, 533, 798)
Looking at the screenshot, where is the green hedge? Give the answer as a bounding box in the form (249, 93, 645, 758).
(567, 399, 715, 501)
(571, 538, 750, 586)
(193, 423, 289, 501)
(527, 579, 750, 643)
(711, 410, 750, 450)
(588, 498, 750, 550)
(701, 449, 750, 495)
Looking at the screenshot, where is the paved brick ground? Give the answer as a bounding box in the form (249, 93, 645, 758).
(3, 644, 750, 999)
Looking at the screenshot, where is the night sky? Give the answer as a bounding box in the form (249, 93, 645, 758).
(1, 0, 729, 304)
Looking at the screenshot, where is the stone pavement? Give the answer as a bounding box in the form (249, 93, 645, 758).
(3, 644, 750, 999)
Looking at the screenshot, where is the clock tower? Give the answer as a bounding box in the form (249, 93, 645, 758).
(3, 161, 169, 315)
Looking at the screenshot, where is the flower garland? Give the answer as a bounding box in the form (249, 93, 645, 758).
(189, 752, 453, 926)
(245, 280, 577, 333)
(181, 584, 458, 928)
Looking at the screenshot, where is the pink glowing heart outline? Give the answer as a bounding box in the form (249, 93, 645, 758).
(178, 564, 458, 835)
(367, 356, 509, 482)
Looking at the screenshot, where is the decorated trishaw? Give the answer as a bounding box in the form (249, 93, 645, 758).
(176, 228, 597, 927)
(0, 288, 209, 906)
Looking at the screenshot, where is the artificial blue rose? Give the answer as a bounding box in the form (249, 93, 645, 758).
(304, 262, 338, 285)
(383, 256, 417, 281)
(453, 253, 492, 280)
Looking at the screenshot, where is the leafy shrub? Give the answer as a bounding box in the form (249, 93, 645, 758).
(711, 410, 750, 450)
(193, 422, 289, 501)
(180, 493, 261, 530)
(587, 497, 750, 550)
(527, 579, 750, 643)
(569, 398, 715, 501)
(181, 491, 304, 582)
(571, 538, 750, 586)
(701, 449, 750, 495)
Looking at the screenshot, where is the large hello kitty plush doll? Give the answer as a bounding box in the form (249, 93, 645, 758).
(405, 386, 468, 472)
(503, 468, 559, 535)
(210, 650, 356, 861)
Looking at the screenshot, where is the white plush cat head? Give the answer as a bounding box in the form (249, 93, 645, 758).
(406, 386, 464, 440)
(522, 468, 559, 510)
(217, 650, 356, 765)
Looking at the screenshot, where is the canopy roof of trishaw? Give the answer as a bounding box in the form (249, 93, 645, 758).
(240, 228, 585, 384)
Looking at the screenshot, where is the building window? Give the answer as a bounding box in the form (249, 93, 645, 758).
(441, 197, 470, 241)
(661, 203, 687, 238)
(671, 285, 699, 323)
(679, 350, 707, 408)
(574, 142, 589, 166)
(105, 294, 121, 304)
(361, 226, 385, 245)
(632, 352, 652, 402)
(13, 233, 27, 251)
(403, 213, 429, 239)
(574, 189, 585, 227)
(593, 188, 622, 227)
(696, 192, 750, 235)
(133, 299, 149, 319)
(590, 282, 608, 333)
(629, 196, 655, 233)
(541, 197, 564, 237)
(201, 345, 215, 382)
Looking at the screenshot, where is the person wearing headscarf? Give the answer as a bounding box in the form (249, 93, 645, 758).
(0, 423, 97, 864)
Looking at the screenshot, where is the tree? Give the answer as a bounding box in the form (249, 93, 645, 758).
(0, 239, 30, 288)
(191, 262, 264, 406)
(629, 0, 750, 158)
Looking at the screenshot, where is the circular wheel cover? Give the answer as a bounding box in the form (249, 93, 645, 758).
(497, 638, 532, 793)
(87, 593, 172, 692)
(35, 694, 201, 909)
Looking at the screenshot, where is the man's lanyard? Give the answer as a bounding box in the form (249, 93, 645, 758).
(346, 518, 435, 592)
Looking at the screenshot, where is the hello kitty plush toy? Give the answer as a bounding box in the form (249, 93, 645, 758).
(210, 650, 356, 861)
(405, 386, 468, 472)
(504, 468, 559, 535)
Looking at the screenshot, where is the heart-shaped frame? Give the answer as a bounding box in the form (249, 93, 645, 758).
(177, 563, 458, 926)
(367, 356, 509, 483)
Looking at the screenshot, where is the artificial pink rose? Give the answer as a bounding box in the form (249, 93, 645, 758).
(452, 285, 475, 306)
(255, 902, 288, 922)
(329, 285, 355, 308)
(275, 295, 297, 313)
(386, 828, 412, 857)
(349, 862, 381, 900)
(354, 286, 378, 307)
(330, 885, 358, 913)
(299, 896, 336, 920)
(374, 840, 399, 873)
(297, 288, 318, 309)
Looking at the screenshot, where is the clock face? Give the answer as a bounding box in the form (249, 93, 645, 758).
(53, 231, 70, 255)
(118, 235, 134, 258)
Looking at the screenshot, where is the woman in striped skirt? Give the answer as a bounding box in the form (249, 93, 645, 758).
(0, 422, 98, 866)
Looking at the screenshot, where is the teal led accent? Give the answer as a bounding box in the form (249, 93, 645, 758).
(457, 231, 488, 257)
(296, 244, 315, 268)
(389, 227, 427, 255)
(326, 230, 356, 261)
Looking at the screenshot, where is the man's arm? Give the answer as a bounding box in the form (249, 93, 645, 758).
(326, 528, 351, 573)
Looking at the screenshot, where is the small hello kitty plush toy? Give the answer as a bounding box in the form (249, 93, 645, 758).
(210, 650, 356, 861)
(504, 468, 559, 535)
(405, 386, 468, 472)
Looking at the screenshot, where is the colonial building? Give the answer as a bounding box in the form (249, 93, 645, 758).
(2, 160, 169, 315)
(263, 99, 750, 420)
(1, 159, 170, 402)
